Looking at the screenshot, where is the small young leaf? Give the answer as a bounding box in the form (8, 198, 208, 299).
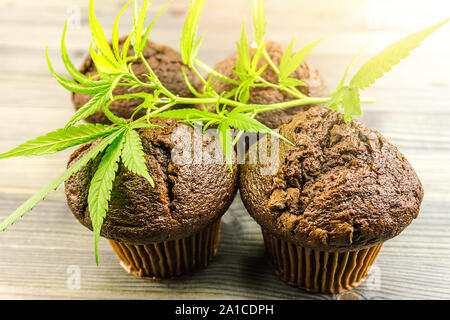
(252, 0, 267, 46)
(326, 86, 345, 112)
(139, 1, 170, 53)
(89, 0, 118, 65)
(61, 21, 98, 86)
(350, 18, 449, 90)
(121, 129, 154, 187)
(132, 0, 151, 55)
(180, 0, 206, 65)
(47, 48, 107, 95)
(279, 37, 325, 85)
(112, 0, 132, 61)
(236, 20, 251, 76)
(90, 44, 125, 75)
(342, 87, 361, 123)
(0, 124, 117, 159)
(88, 130, 126, 265)
(121, 32, 135, 61)
(0, 129, 123, 232)
(226, 112, 291, 144)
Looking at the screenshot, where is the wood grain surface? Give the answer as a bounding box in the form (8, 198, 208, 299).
(0, 0, 449, 300)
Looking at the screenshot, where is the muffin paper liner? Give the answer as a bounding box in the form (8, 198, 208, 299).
(262, 230, 383, 293)
(108, 219, 222, 279)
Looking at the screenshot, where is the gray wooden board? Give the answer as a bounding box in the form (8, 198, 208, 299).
(0, 0, 449, 299)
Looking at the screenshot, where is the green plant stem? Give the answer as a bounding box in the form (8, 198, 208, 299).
(194, 58, 240, 85)
(263, 48, 279, 73)
(139, 53, 176, 100)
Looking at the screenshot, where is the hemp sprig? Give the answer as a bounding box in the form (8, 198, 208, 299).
(0, 0, 447, 264)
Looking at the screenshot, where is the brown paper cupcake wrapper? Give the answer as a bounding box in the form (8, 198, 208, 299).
(262, 230, 383, 293)
(109, 219, 222, 279)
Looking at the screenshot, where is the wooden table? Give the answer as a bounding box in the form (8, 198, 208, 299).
(0, 0, 449, 299)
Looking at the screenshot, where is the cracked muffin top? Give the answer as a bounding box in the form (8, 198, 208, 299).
(239, 106, 424, 251)
(209, 41, 329, 129)
(72, 39, 201, 124)
(65, 118, 238, 244)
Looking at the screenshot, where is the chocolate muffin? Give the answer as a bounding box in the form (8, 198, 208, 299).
(239, 106, 424, 293)
(72, 38, 202, 124)
(209, 41, 329, 129)
(65, 118, 238, 279)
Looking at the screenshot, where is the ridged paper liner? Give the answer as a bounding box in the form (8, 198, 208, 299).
(262, 230, 383, 293)
(109, 219, 222, 279)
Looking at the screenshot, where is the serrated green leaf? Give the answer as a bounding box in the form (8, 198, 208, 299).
(218, 121, 233, 172)
(47, 48, 107, 95)
(88, 130, 126, 265)
(342, 87, 361, 123)
(112, 0, 132, 61)
(121, 129, 154, 187)
(0, 129, 123, 233)
(180, 0, 206, 65)
(236, 20, 251, 75)
(121, 32, 135, 61)
(280, 77, 307, 88)
(89, 0, 118, 65)
(156, 108, 221, 122)
(66, 88, 110, 128)
(132, 0, 151, 56)
(0, 124, 117, 159)
(130, 122, 162, 129)
(61, 21, 98, 86)
(90, 44, 125, 75)
(279, 37, 324, 84)
(252, 0, 267, 46)
(336, 45, 367, 92)
(226, 112, 291, 144)
(139, 1, 170, 54)
(326, 86, 344, 112)
(350, 18, 449, 90)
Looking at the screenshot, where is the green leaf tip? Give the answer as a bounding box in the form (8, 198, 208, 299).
(350, 18, 450, 90)
(252, 0, 267, 46)
(180, 0, 206, 66)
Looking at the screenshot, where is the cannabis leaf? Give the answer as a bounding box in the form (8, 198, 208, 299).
(0, 124, 117, 159)
(65, 87, 111, 128)
(138, 2, 170, 55)
(278, 37, 324, 88)
(112, 0, 132, 61)
(131, 0, 151, 56)
(236, 21, 252, 78)
(252, 0, 267, 46)
(47, 48, 109, 95)
(342, 87, 361, 123)
(225, 112, 291, 144)
(350, 18, 450, 90)
(180, 0, 206, 66)
(61, 21, 99, 86)
(328, 18, 449, 122)
(89, 0, 121, 69)
(156, 108, 222, 123)
(0, 129, 123, 232)
(88, 129, 126, 265)
(121, 128, 154, 187)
